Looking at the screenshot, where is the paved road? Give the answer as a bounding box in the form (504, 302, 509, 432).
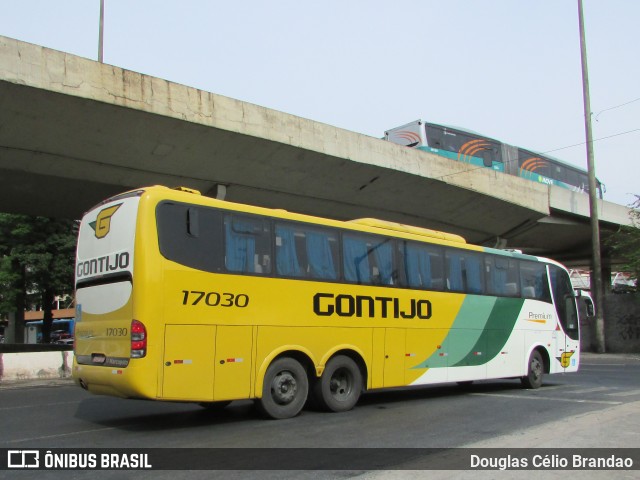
(1, 353, 639, 479)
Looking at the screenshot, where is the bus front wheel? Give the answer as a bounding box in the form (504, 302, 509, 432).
(521, 350, 544, 389)
(313, 355, 362, 412)
(258, 357, 309, 419)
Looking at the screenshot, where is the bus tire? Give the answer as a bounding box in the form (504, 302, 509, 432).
(521, 350, 544, 389)
(258, 357, 308, 419)
(313, 355, 362, 413)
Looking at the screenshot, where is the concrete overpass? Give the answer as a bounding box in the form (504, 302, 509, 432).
(0, 35, 631, 266)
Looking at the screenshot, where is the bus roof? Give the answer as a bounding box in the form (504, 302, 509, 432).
(125, 186, 564, 266)
(349, 218, 466, 244)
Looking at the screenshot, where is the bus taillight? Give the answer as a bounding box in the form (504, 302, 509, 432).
(131, 320, 147, 358)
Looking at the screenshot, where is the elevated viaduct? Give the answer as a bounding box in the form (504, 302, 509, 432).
(0, 35, 631, 267)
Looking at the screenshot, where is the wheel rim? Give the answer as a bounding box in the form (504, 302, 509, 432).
(329, 367, 353, 401)
(270, 370, 298, 405)
(531, 356, 542, 381)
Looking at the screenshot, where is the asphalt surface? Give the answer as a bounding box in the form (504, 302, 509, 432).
(1, 353, 639, 479)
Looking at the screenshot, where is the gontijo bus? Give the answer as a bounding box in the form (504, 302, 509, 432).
(73, 186, 580, 419)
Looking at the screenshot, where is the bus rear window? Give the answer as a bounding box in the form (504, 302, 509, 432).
(157, 203, 272, 275)
(157, 202, 224, 273)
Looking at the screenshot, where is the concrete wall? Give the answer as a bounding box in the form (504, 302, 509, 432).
(0, 351, 73, 382)
(581, 294, 640, 353)
(604, 294, 640, 353)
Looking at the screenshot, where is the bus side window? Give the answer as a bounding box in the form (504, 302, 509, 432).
(305, 230, 339, 280)
(549, 265, 580, 340)
(482, 151, 493, 168)
(224, 215, 271, 274)
(401, 241, 444, 291)
(485, 256, 520, 297)
(275, 224, 303, 277)
(446, 250, 484, 294)
(519, 261, 552, 302)
(484, 141, 503, 168)
(275, 224, 339, 280)
(343, 234, 397, 286)
(343, 235, 370, 284)
(425, 124, 444, 149)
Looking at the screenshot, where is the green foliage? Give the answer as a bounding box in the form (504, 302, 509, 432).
(607, 195, 640, 292)
(0, 214, 77, 338)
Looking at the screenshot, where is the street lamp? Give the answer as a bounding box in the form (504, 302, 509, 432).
(98, 0, 104, 63)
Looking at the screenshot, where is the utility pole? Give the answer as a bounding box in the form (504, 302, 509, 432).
(98, 0, 105, 63)
(578, 0, 606, 352)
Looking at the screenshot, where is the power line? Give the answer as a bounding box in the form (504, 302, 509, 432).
(542, 128, 640, 154)
(595, 97, 640, 122)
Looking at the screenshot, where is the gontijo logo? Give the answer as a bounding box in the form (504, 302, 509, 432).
(558, 351, 575, 368)
(90, 204, 122, 239)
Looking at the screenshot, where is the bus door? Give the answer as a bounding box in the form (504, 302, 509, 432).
(550, 266, 580, 370)
(162, 324, 216, 401)
(213, 325, 253, 401)
(383, 329, 406, 387)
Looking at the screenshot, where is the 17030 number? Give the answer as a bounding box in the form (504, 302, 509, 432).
(181, 290, 249, 308)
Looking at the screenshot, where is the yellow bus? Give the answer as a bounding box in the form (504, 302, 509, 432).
(73, 186, 580, 419)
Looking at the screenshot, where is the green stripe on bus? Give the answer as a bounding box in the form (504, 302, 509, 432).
(451, 297, 524, 367)
(446, 296, 496, 365)
(412, 295, 496, 369)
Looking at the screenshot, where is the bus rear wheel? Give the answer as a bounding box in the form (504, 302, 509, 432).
(258, 357, 308, 419)
(313, 355, 362, 413)
(521, 350, 544, 389)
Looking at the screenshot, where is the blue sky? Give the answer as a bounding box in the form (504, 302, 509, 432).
(1, 0, 638, 206)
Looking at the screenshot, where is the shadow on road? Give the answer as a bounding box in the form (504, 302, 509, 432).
(73, 378, 569, 433)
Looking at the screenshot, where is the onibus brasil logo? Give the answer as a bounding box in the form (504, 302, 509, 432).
(89, 204, 122, 239)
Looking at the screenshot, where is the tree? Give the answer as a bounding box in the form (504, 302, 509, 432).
(607, 195, 640, 292)
(0, 214, 77, 343)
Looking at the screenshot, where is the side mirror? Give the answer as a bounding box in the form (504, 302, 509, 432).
(585, 299, 595, 317)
